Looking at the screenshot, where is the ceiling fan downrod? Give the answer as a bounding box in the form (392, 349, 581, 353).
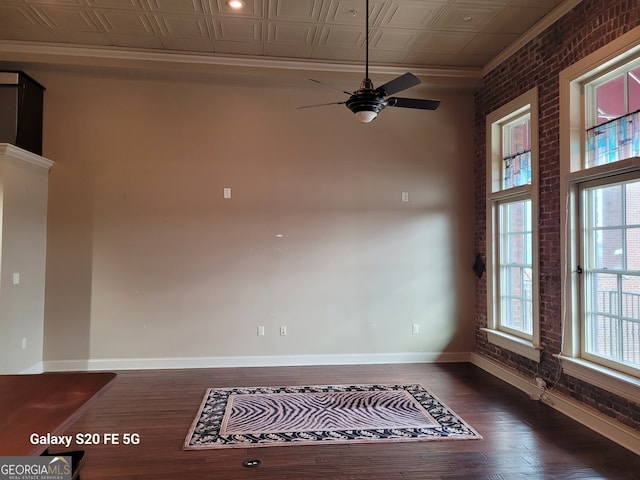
(347, 0, 382, 123)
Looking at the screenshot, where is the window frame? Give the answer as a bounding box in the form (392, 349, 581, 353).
(559, 26, 640, 402)
(483, 87, 541, 362)
(578, 173, 640, 378)
(498, 197, 534, 337)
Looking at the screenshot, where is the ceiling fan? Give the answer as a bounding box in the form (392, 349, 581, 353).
(299, 0, 440, 123)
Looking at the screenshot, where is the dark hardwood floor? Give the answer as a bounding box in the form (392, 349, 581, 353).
(56, 363, 639, 479)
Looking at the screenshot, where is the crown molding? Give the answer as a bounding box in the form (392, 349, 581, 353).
(483, 0, 584, 76)
(0, 0, 581, 82)
(0, 41, 483, 81)
(0, 144, 53, 170)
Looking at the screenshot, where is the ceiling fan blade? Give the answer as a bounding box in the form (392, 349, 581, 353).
(308, 78, 352, 96)
(376, 72, 420, 96)
(297, 101, 346, 109)
(387, 97, 440, 110)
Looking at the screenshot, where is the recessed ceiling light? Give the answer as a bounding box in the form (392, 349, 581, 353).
(227, 0, 245, 9)
(462, 15, 475, 22)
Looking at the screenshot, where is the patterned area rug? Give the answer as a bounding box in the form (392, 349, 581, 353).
(184, 384, 481, 449)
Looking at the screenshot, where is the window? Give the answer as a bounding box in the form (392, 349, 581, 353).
(503, 115, 532, 188)
(484, 88, 540, 362)
(499, 199, 533, 336)
(586, 63, 640, 167)
(560, 29, 640, 400)
(581, 177, 640, 377)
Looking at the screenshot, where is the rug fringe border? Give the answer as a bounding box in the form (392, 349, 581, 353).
(183, 383, 482, 450)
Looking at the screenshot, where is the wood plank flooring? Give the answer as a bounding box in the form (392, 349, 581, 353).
(57, 363, 639, 479)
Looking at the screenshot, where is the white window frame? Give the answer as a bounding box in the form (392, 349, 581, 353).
(559, 26, 640, 402)
(579, 173, 640, 377)
(483, 88, 541, 362)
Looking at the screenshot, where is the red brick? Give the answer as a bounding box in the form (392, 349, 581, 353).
(474, 0, 640, 430)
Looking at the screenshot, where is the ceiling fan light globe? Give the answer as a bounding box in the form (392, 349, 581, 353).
(355, 110, 377, 123)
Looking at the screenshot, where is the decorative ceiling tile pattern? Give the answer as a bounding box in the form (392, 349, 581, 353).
(0, 0, 570, 69)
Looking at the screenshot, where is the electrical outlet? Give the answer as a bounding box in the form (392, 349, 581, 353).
(412, 324, 419, 334)
(257, 326, 265, 336)
(22, 337, 27, 350)
(280, 325, 287, 336)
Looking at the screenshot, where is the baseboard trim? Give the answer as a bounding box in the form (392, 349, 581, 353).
(470, 353, 640, 456)
(19, 361, 44, 374)
(44, 351, 471, 372)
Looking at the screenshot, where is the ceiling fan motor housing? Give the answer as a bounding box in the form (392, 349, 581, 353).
(345, 78, 386, 115)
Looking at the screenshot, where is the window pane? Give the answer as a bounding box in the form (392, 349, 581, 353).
(586, 113, 640, 167)
(501, 266, 533, 335)
(627, 179, 640, 225)
(592, 228, 623, 270)
(628, 66, 640, 113)
(586, 272, 619, 316)
(596, 75, 625, 125)
(621, 276, 640, 366)
(584, 273, 621, 363)
(499, 199, 532, 336)
(585, 313, 620, 360)
(591, 184, 623, 227)
(626, 228, 640, 270)
(589, 273, 640, 367)
(583, 179, 640, 371)
(503, 151, 531, 189)
(587, 66, 640, 167)
(502, 115, 531, 189)
(504, 200, 530, 232)
(621, 276, 640, 317)
(505, 118, 530, 155)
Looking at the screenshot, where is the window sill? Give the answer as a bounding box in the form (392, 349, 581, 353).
(481, 328, 541, 362)
(555, 355, 639, 403)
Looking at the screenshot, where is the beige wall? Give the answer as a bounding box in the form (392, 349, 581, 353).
(31, 65, 475, 368)
(0, 145, 52, 373)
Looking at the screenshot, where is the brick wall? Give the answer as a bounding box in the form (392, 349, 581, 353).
(474, 0, 640, 431)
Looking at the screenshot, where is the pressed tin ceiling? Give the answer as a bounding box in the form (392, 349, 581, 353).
(0, 0, 581, 75)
